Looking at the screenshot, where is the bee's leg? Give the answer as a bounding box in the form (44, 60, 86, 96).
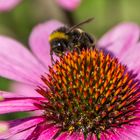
(74, 45, 81, 53)
(50, 50, 55, 65)
(68, 40, 81, 53)
(67, 42, 75, 52)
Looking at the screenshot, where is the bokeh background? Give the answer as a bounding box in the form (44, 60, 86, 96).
(0, 0, 140, 120)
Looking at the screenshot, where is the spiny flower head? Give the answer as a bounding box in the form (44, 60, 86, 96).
(37, 49, 140, 139)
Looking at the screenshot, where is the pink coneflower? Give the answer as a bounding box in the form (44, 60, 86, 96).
(56, 0, 81, 11)
(0, 0, 22, 12)
(0, 21, 140, 140)
(0, 0, 81, 12)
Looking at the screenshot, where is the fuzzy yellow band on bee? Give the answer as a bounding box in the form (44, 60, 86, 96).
(49, 32, 69, 42)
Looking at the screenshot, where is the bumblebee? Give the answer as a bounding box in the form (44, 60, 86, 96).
(49, 18, 96, 64)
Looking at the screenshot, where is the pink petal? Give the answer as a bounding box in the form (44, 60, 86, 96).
(0, 116, 45, 139)
(10, 82, 42, 97)
(68, 132, 84, 140)
(120, 43, 140, 78)
(86, 133, 97, 140)
(0, 91, 24, 99)
(56, 132, 84, 140)
(0, 36, 46, 86)
(109, 124, 140, 140)
(29, 20, 63, 68)
(100, 131, 119, 140)
(56, 0, 81, 11)
(100, 131, 116, 140)
(99, 122, 140, 140)
(98, 23, 140, 59)
(0, 91, 44, 116)
(55, 132, 69, 140)
(0, 93, 44, 114)
(9, 126, 36, 140)
(37, 125, 60, 140)
(0, 0, 22, 12)
(0, 100, 38, 114)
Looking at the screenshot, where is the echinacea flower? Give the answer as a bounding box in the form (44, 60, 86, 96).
(0, 0, 81, 12)
(0, 21, 140, 140)
(56, 0, 81, 11)
(0, 0, 22, 12)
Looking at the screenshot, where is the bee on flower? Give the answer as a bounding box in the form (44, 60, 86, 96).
(0, 20, 140, 140)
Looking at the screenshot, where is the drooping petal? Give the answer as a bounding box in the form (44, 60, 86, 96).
(28, 125, 60, 140)
(120, 43, 140, 79)
(118, 121, 140, 140)
(0, 91, 24, 99)
(29, 20, 63, 68)
(9, 126, 36, 140)
(0, 99, 39, 114)
(0, 91, 44, 114)
(0, 36, 46, 86)
(105, 124, 140, 140)
(97, 122, 140, 140)
(55, 132, 69, 140)
(0, 116, 45, 139)
(56, 0, 81, 11)
(10, 82, 42, 97)
(98, 23, 140, 59)
(0, 0, 22, 12)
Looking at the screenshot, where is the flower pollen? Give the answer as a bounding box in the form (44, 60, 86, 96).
(37, 49, 140, 139)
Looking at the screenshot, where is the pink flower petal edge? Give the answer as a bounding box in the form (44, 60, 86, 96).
(120, 43, 140, 79)
(0, 116, 45, 139)
(37, 126, 60, 140)
(56, 132, 85, 140)
(29, 20, 63, 68)
(98, 22, 140, 59)
(56, 0, 81, 11)
(0, 96, 43, 114)
(10, 82, 42, 97)
(0, 0, 22, 12)
(0, 35, 46, 86)
(9, 126, 36, 140)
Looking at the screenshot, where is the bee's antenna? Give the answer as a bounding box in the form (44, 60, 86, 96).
(67, 17, 94, 33)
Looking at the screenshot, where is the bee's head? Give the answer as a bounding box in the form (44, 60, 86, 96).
(49, 27, 69, 55)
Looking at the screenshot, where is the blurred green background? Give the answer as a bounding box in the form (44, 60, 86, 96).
(0, 0, 140, 120)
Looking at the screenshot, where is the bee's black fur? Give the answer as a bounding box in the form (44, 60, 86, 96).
(49, 18, 96, 64)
